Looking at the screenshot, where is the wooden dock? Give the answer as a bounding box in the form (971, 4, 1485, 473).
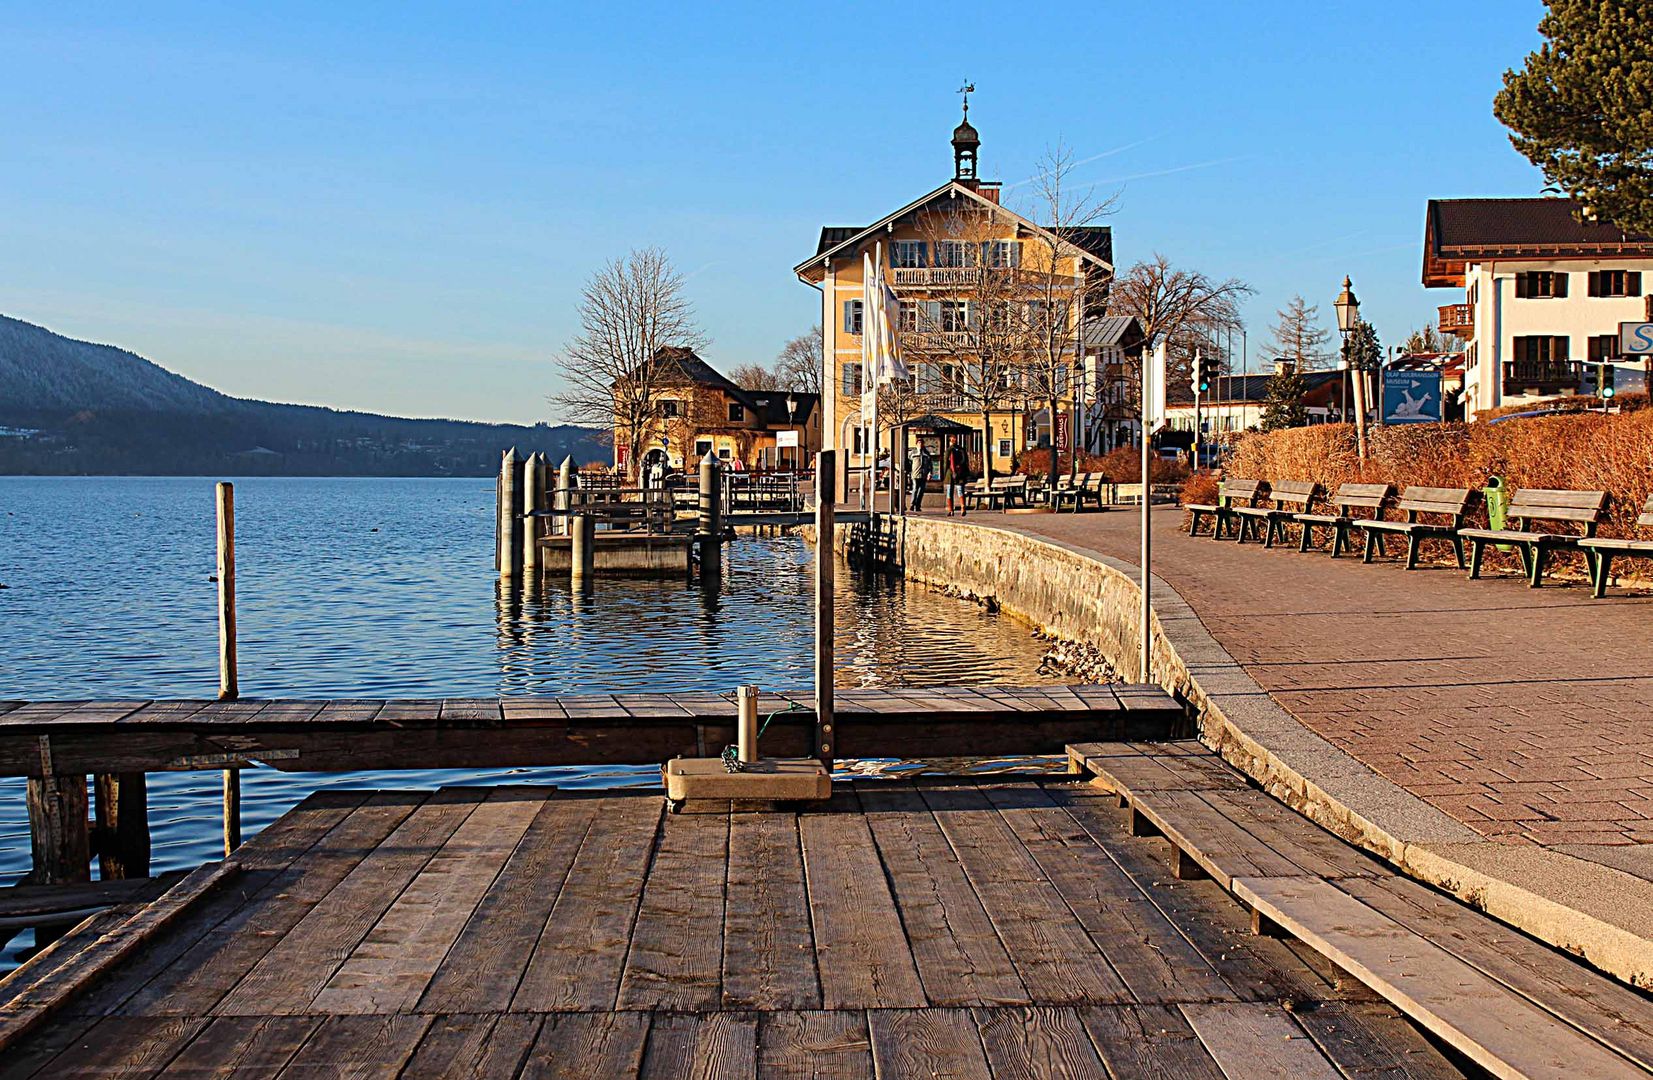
(0, 685, 1176, 778)
(0, 778, 1465, 1078)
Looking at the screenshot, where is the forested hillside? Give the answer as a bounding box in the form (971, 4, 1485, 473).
(0, 315, 607, 475)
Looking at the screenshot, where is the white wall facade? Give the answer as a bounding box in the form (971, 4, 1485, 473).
(1460, 258, 1653, 420)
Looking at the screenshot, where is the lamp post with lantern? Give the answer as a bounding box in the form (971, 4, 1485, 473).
(1334, 276, 1368, 460)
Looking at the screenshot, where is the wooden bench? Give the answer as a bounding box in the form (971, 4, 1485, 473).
(1578, 494, 1653, 598)
(1462, 487, 1608, 588)
(1050, 471, 1107, 513)
(1292, 483, 1394, 557)
(1230, 480, 1321, 547)
(1359, 486, 1475, 570)
(1186, 478, 1265, 539)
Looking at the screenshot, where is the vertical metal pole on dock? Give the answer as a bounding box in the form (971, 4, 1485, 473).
(499, 448, 521, 581)
(814, 451, 835, 767)
(523, 452, 543, 580)
(737, 685, 760, 764)
(1139, 368, 1153, 685)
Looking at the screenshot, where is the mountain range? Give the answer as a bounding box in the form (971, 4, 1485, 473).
(0, 315, 606, 476)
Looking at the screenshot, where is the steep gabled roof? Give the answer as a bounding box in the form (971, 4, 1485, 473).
(1422, 198, 1653, 286)
(1083, 315, 1144, 351)
(795, 181, 1114, 281)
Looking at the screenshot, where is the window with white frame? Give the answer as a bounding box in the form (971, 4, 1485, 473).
(981, 240, 1018, 268)
(932, 241, 972, 268)
(842, 299, 864, 334)
(892, 240, 927, 268)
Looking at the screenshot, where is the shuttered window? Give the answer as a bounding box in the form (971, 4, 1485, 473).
(842, 300, 863, 334)
(1514, 271, 1567, 298)
(840, 363, 863, 396)
(1588, 270, 1643, 297)
(891, 241, 927, 268)
(1513, 336, 1569, 364)
(1588, 334, 1624, 362)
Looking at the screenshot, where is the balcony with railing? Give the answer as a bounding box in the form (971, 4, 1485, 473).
(1504, 360, 1579, 394)
(892, 266, 984, 288)
(1438, 302, 1474, 339)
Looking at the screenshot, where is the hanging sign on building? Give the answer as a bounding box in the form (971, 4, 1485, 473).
(1381, 371, 1442, 424)
(1620, 322, 1653, 356)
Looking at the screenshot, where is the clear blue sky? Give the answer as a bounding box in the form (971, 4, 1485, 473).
(0, 1, 1548, 424)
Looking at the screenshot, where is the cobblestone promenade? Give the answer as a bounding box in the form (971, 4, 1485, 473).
(967, 503, 1653, 868)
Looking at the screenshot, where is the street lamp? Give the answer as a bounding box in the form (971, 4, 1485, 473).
(1333, 276, 1368, 459)
(785, 394, 798, 471)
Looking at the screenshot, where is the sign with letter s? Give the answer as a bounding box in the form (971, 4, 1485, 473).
(1621, 322, 1653, 355)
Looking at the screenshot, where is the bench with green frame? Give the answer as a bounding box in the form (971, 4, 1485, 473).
(1185, 478, 1265, 539)
(1292, 482, 1395, 557)
(1461, 487, 1608, 588)
(1578, 494, 1653, 598)
(1230, 479, 1321, 547)
(1358, 486, 1476, 570)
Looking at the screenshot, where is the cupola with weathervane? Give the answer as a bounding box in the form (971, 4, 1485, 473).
(952, 81, 979, 183)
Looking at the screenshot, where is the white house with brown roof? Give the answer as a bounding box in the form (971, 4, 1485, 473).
(1423, 197, 1653, 420)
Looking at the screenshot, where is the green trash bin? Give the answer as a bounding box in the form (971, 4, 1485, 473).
(1484, 475, 1512, 552)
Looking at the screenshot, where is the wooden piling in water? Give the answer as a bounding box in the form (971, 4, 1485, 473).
(696, 455, 722, 578)
(522, 452, 543, 580)
(814, 450, 835, 767)
(216, 482, 237, 701)
(223, 767, 241, 854)
(557, 456, 574, 538)
(570, 512, 595, 585)
(93, 772, 150, 880)
(26, 762, 89, 886)
(499, 448, 521, 581)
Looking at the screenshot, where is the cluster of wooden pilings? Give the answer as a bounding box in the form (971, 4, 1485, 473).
(494, 449, 723, 584)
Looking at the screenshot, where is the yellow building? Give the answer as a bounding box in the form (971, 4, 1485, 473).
(793, 107, 1115, 491)
(613, 347, 820, 476)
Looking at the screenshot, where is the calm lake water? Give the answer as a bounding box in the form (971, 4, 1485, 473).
(0, 476, 1055, 964)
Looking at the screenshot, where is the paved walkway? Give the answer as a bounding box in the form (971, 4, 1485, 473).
(938, 503, 1653, 864)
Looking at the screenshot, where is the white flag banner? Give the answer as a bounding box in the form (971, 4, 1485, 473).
(1147, 341, 1168, 435)
(861, 252, 877, 431)
(874, 248, 907, 383)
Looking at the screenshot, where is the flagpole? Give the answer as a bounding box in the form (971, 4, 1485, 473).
(873, 242, 882, 517)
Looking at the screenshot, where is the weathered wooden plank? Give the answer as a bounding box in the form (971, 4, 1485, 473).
(797, 806, 925, 1010)
(866, 1008, 992, 1080)
(154, 1015, 321, 1078)
(5, 1014, 205, 1080)
(982, 784, 1233, 1005)
(1050, 788, 1331, 1005)
(274, 1014, 430, 1078)
(512, 795, 663, 1011)
(519, 1011, 650, 1080)
(640, 1012, 758, 1079)
(215, 789, 480, 1016)
(417, 793, 599, 1014)
(919, 784, 1131, 1006)
(1293, 1001, 1469, 1080)
(0, 860, 240, 1056)
(1077, 1005, 1226, 1080)
(1198, 789, 1389, 881)
(975, 1006, 1109, 1078)
(117, 701, 213, 725)
(618, 811, 729, 1011)
(312, 699, 388, 724)
(755, 1010, 873, 1078)
(1339, 873, 1653, 1072)
(437, 699, 499, 723)
(856, 784, 1027, 1007)
(311, 787, 543, 1014)
(1122, 789, 1310, 889)
(721, 812, 820, 1011)
(399, 1014, 540, 1080)
(1180, 1002, 1342, 1079)
(1232, 875, 1647, 1080)
(0, 872, 183, 921)
(0, 906, 133, 1012)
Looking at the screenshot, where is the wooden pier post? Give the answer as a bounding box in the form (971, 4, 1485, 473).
(570, 512, 595, 586)
(224, 768, 242, 854)
(696, 455, 722, 579)
(557, 456, 574, 537)
(814, 451, 835, 767)
(93, 772, 150, 879)
(26, 764, 90, 886)
(523, 452, 544, 580)
(499, 448, 522, 581)
(736, 685, 760, 764)
(216, 482, 237, 701)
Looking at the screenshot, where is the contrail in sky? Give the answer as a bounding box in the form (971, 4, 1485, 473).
(1089, 155, 1251, 186)
(1003, 136, 1162, 190)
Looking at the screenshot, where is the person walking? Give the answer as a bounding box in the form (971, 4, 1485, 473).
(910, 443, 933, 511)
(943, 441, 970, 516)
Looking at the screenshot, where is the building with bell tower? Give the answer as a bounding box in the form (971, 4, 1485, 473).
(794, 100, 1125, 494)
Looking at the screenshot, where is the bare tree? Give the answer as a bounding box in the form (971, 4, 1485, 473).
(1109, 254, 1252, 394)
(726, 362, 785, 390)
(775, 328, 823, 395)
(1020, 142, 1119, 482)
(548, 248, 706, 479)
(1263, 295, 1334, 371)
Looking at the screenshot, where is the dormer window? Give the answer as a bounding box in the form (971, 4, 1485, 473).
(728, 402, 746, 423)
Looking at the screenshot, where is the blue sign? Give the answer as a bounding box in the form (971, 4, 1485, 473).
(1383, 371, 1442, 424)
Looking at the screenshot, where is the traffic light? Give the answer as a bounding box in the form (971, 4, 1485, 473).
(1191, 351, 1210, 395)
(1602, 363, 1616, 399)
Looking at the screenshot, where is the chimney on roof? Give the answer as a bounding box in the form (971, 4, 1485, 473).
(978, 182, 1001, 204)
